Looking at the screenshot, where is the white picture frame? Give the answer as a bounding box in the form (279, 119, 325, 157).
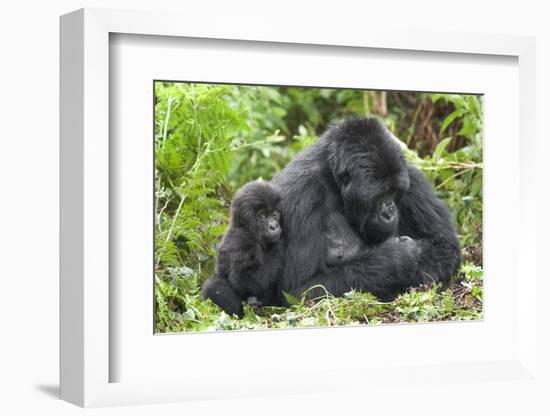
(60, 7, 539, 408)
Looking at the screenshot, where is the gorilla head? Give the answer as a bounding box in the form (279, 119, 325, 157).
(326, 118, 411, 245)
(230, 180, 282, 245)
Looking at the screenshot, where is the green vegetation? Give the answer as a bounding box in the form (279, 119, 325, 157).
(154, 83, 483, 333)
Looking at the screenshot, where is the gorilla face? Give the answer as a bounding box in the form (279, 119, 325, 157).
(231, 180, 282, 244)
(327, 118, 410, 245)
(258, 208, 281, 243)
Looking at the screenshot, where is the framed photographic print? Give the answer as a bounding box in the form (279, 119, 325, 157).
(60, 7, 539, 408)
(151, 80, 483, 334)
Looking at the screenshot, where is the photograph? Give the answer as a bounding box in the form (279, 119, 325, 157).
(153, 81, 483, 333)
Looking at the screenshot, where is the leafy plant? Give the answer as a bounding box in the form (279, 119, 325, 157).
(154, 83, 484, 332)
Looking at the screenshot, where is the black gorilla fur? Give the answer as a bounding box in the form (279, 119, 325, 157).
(202, 180, 284, 317)
(271, 117, 461, 301)
(324, 210, 367, 265)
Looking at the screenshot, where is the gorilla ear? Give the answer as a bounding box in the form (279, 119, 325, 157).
(231, 209, 242, 227)
(338, 171, 351, 186)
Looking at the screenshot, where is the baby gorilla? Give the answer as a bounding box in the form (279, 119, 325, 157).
(325, 211, 366, 265)
(324, 192, 415, 265)
(201, 180, 284, 318)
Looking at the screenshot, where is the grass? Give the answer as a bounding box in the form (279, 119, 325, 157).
(155, 261, 483, 333)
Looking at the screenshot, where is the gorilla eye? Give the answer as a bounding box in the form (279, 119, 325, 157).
(259, 211, 267, 220)
(340, 172, 351, 186)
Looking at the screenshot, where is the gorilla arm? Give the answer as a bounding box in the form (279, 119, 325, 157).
(294, 236, 422, 301)
(396, 164, 462, 285)
(273, 164, 329, 297)
(201, 277, 244, 318)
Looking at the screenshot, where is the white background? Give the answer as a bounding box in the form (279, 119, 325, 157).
(1, 0, 549, 415)
(112, 34, 519, 384)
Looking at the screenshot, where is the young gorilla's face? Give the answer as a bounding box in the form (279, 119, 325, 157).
(257, 208, 281, 243)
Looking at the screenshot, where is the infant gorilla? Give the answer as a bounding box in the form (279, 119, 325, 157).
(324, 194, 413, 265)
(324, 211, 366, 264)
(201, 180, 283, 317)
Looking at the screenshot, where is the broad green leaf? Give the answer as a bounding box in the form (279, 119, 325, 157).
(440, 109, 463, 134)
(433, 137, 452, 162)
(282, 291, 301, 306)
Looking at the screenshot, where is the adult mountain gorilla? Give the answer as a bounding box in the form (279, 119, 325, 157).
(271, 117, 461, 301)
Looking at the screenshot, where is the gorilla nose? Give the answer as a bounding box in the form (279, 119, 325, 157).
(380, 201, 396, 221)
(269, 223, 279, 231)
